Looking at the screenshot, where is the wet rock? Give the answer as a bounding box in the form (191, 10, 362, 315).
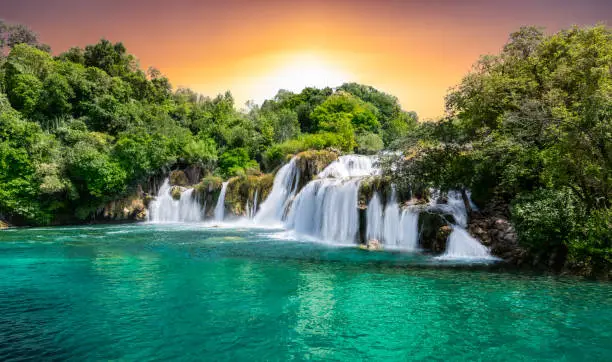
(99, 194, 147, 221)
(169, 170, 190, 187)
(360, 239, 383, 251)
(418, 212, 452, 253)
(170, 186, 185, 200)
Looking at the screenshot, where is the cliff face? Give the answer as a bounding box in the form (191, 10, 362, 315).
(224, 174, 274, 217)
(293, 150, 340, 189)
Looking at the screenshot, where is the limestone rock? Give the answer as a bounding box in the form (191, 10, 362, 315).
(360, 239, 383, 251)
(169, 170, 190, 187)
(170, 186, 185, 200)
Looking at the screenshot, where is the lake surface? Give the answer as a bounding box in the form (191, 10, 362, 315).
(1, 224, 611, 361)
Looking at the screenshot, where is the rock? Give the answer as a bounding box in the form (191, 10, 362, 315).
(418, 211, 452, 253)
(169, 170, 190, 187)
(361, 239, 383, 251)
(143, 194, 155, 208)
(135, 209, 147, 221)
(0, 220, 9, 229)
(467, 208, 523, 264)
(170, 186, 185, 200)
(97, 193, 148, 222)
(294, 150, 339, 189)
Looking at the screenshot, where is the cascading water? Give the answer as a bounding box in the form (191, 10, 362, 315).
(252, 190, 258, 218)
(382, 190, 401, 246)
(284, 155, 377, 244)
(247, 153, 494, 258)
(318, 155, 379, 178)
(399, 210, 419, 250)
(214, 182, 229, 222)
(439, 227, 495, 260)
(254, 158, 300, 224)
(366, 193, 383, 242)
(431, 190, 496, 260)
(148, 178, 202, 223)
(286, 178, 361, 244)
(365, 189, 419, 250)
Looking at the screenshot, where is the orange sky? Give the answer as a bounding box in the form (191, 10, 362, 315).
(2, 0, 611, 118)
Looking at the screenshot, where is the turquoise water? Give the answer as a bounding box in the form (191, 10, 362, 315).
(1, 224, 611, 361)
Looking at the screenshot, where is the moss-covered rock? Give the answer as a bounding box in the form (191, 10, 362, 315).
(418, 211, 454, 253)
(170, 186, 185, 200)
(99, 195, 147, 221)
(193, 176, 224, 218)
(358, 176, 392, 208)
(169, 170, 190, 187)
(224, 174, 274, 217)
(294, 150, 339, 189)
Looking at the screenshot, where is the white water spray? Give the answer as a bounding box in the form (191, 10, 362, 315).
(148, 178, 202, 223)
(214, 182, 229, 222)
(254, 158, 300, 224)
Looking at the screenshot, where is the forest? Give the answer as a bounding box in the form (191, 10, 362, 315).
(0, 21, 610, 273)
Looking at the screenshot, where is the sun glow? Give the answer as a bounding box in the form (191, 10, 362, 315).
(228, 52, 354, 105)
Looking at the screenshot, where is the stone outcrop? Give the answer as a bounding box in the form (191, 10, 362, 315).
(169, 170, 190, 187)
(99, 194, 148, 221)
(418, 211, 454, 253)
(224, 174, 274, 217)
(294, 150, 340, 189)
(360, 239, 383, 251)
(466, 199, 528, 266)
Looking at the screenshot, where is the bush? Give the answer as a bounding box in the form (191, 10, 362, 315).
(262, 132, 342, 170)
(356, 132, 384, 154)
(511, 188, 580, 251)
(567, 208, 612, 276)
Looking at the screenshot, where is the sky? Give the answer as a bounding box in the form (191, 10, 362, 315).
(2, 0, 611, 118)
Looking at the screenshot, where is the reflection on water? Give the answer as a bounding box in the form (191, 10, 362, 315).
(0, 224, 611, 361)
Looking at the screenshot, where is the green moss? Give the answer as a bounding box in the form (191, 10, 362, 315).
(169, 170, 189, 186)
(170, 186, 184, 200)
(294, 149, 339, 189)
(358, 176, 392, 207)
(224, 174, 275, 216)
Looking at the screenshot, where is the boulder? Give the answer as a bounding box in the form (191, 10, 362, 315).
(359, 239, 384, 251)
(170, 186, 185, 200)
(99, 194, 147, 221)
(169, 170, 190, 187)
(0, 220, 9, 229)
(418, 211, 453, 253)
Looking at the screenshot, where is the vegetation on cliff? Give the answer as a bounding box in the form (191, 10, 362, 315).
(0, 20, 415, 225)
(382, 25, 612, 276)
(0, 19, 609, 276)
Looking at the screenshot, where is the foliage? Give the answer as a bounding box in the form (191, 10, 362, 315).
(356, 133, 384, 154)
(384, 25, 612, 274)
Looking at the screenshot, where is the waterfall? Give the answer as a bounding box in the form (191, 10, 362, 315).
(366, 193, 383, 242)
(399, 210, 419, 250)
(148, 178, 202, 223)
(286, 178, 361, 244)
(430, 190, 496, 259)
(252, 190, 258, 218)
(364, 189, 418, 250)
(214, 182, 229, 222)
(318, 155, 379, 178)
(438, 227, 496, 260)
(382, 189, 401, 246)
(246, 190, 259, 220)
(281, 155, 377, 244)
(254, 158, 300, 224)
